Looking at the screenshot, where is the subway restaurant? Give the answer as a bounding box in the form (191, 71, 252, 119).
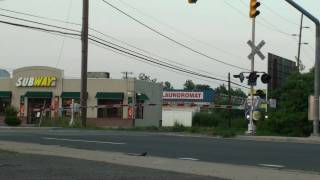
(0, 66, 162, 127)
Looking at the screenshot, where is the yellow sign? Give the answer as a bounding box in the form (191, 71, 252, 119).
(16, 76, 57, 87)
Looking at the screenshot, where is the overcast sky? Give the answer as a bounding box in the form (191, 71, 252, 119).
(0, 0, 319, 90)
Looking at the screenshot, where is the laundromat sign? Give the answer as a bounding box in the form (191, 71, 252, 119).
(16, 76, 57, 87)
(163, 91, 204, 100)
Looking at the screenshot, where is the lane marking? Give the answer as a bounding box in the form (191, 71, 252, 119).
(178, 157, 199, 161)
(259, 164, 285, 168)
(43, 137, 126, 145)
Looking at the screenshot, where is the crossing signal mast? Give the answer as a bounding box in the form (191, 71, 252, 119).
(247, 0, 262, 135)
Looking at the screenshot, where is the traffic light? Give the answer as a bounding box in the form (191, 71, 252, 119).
(188, 0, 197, 3)
(233, 73, 245, 83)
(248, 72, 259, 86)
(261, 73, 271, 84)
(249, 0, 261, 18)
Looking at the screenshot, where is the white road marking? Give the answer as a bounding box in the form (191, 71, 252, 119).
(43, 137, 126, 145)
(259, 164, 285, 168)
(178, 157, 199, 161)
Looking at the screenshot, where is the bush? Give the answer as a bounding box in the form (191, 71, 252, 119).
(171, 122, 186, 132)
(257, 110, 312, 137)
(4, 106, 21, 126)
(193, 111, 220, 127)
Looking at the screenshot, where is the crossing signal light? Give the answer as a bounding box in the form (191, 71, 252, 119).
(233, 73, 245, 83)
(255, 89, 266, 99)
(188, 0, 197, 3)
(261, 73, 271, 84)
(248, 72, 259, 86)
(250, 0, 260, 18)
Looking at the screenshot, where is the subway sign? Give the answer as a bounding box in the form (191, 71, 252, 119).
(16, 76, 57, 87)
(163, 91, 204, 100)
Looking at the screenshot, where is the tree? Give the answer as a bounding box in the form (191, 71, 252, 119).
(183, 80, 195, 90)
(258, 69, 313, 136)
(195, 84, 212, 90)
(138, 73, 157, 82)
(164, 81, 173, 90)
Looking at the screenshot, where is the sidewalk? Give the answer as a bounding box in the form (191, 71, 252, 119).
(1, 140, 320, 180)
(235, 135, 320, 144)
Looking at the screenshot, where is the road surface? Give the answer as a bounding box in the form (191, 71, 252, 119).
(0, 128, 320, 173)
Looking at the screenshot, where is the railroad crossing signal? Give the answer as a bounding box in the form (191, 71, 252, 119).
(247, 40, 266, 60)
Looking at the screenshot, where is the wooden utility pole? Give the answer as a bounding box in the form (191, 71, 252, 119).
(81, 0, 89, 127)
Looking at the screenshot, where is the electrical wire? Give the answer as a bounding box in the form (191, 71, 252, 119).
(0, 19, 249, 89)
(101, 0, 249, 71)
(0, 7, 228, 79)
(116, 0, 245, 61)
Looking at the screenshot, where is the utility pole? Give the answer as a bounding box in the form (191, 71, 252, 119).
(80, 0, 89, 127)
(228, 72, 232, 128)
(296, 13, 304, 70)
(285, 0, 320, 137)
(122, 71, 133, 79)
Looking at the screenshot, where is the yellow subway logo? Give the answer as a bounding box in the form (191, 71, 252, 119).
(16, 76, 57, 87)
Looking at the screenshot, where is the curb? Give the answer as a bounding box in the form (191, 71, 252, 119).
(0, 126, 62, 130)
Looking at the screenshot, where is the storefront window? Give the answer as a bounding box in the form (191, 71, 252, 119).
(97, 99, 123, 118)
(135, 100, 144, 119)
(0, 98, 11, 116)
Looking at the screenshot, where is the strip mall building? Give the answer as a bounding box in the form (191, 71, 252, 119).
(0, 66, 162, 127)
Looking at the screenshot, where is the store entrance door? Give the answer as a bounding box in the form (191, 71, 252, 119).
(27, 98, 51, 124)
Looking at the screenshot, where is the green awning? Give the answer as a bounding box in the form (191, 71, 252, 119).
(0, 91, 11, 98)
(95, 92, 124, 99)
(25, 91, 52, 98)
(128, 97, 133, 104)
(136, 93, 149, 101)
(61, 92, 80, 99)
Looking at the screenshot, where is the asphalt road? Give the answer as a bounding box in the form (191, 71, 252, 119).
(0, 150, 219, 180)
(1, 128, 320, 173)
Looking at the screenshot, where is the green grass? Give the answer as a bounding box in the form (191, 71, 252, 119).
(0, 149, 17, 154)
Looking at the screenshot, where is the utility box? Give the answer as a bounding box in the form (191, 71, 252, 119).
(308, 95, 319, 121)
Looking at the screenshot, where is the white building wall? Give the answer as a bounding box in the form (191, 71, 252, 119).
(162, 107, 200, 127)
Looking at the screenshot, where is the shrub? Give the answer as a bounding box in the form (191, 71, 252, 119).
(4, 106, 21, 126)
(171, 122, 186, 132)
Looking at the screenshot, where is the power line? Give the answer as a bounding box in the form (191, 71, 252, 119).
(55, 0, 74, 68)
(101, 0, 249, 71)
(0, 7, 228, 79)
(0, 19, 249, 89)
(116, 0, 245, 61)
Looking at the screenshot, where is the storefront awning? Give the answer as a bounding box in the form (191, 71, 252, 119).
(25, 91, 52, 98)
(95, 92, 124, 99)
(136, 93, 149, 101)
(0, 91, 12, 98)
(61, 92, 80, 99)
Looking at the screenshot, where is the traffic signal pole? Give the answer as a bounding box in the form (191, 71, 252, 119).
(285, 0, 320, 137)
(81, 0, 89, 127)
(248, 18, 256, 134)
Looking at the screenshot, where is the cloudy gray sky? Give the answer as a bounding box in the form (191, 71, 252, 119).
(0, 0, 319, 90)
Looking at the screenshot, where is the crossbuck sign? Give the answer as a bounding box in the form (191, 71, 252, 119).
(247, 40, 266, 60)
